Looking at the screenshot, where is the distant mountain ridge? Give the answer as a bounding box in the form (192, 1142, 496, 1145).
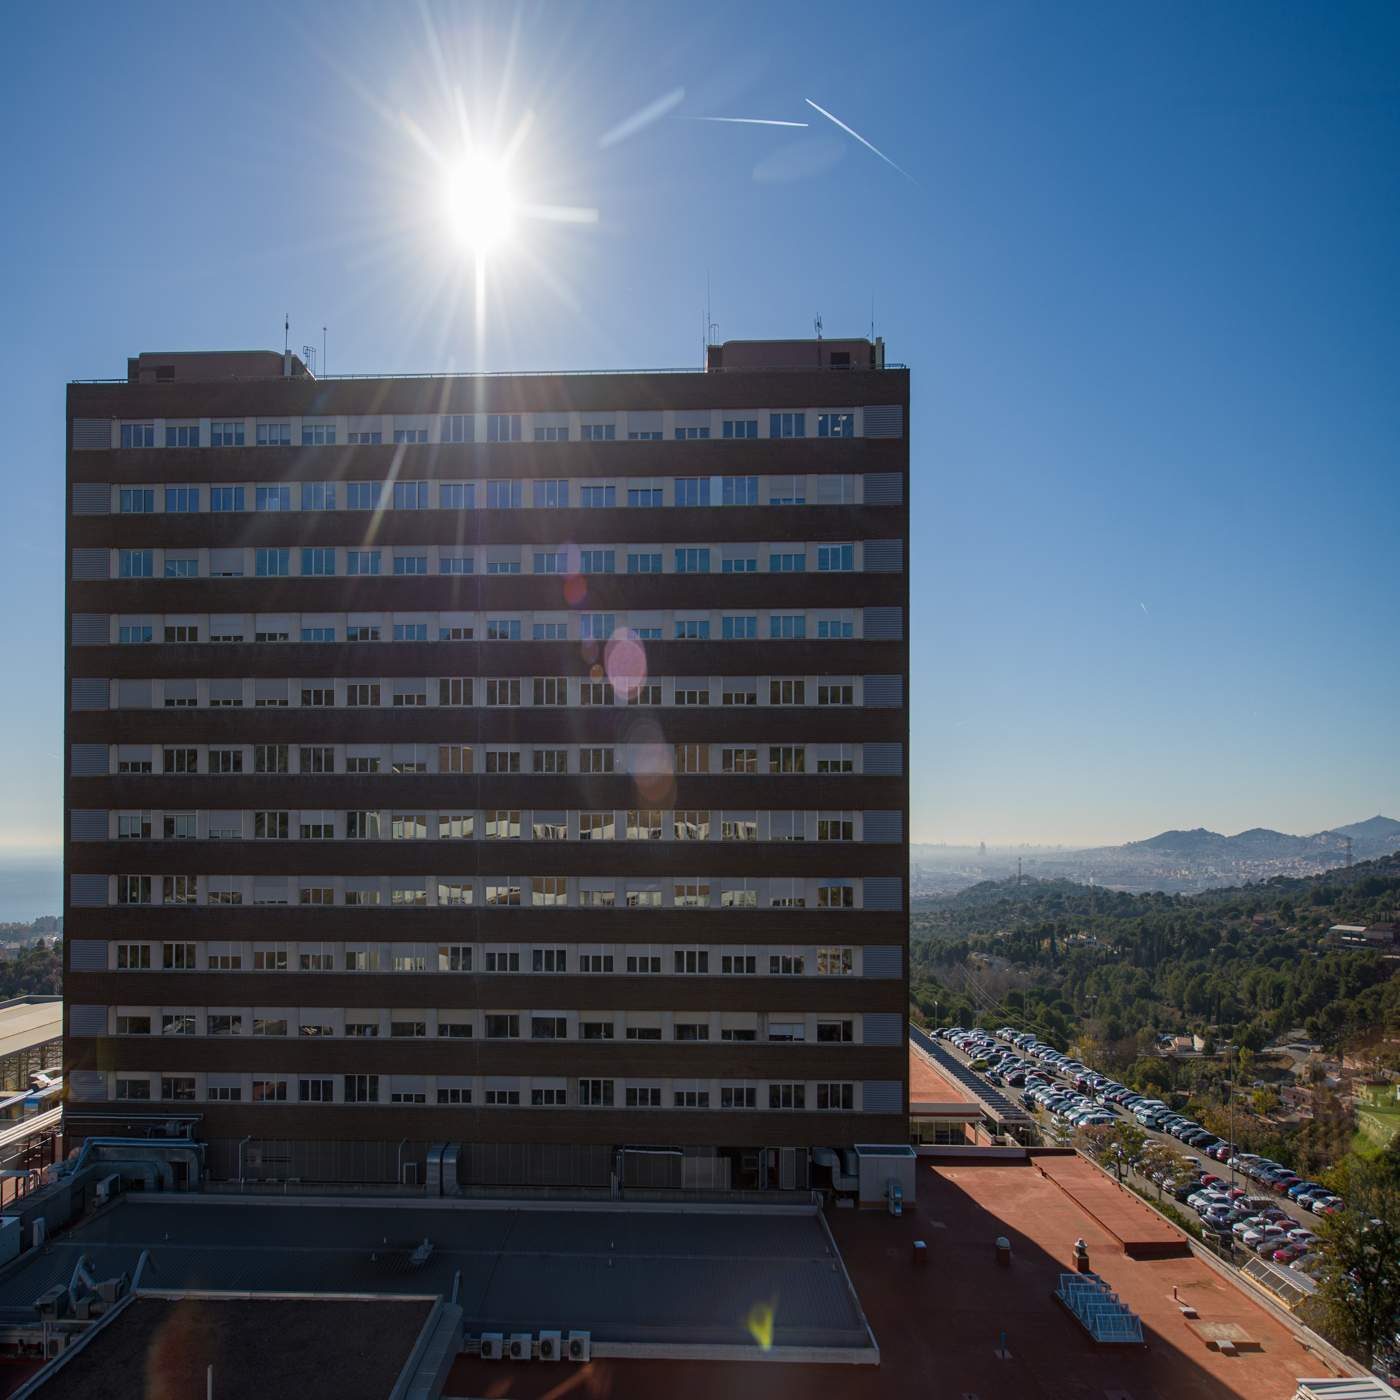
(1120, 814, 1400, 861)
(910, 816, 1400, 897)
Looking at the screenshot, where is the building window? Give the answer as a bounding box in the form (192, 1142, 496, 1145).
(720, 474, 758, 504)
(442, 414, 473, 443)
(347, 429, 382, 445)
(817, 412, 855, 438)
(722, 420, 758, 439)
(486, 414, 521, 442)
(579, 483, 616, 508)
(302, 422, 337, 446)
(674, 425, 710, 441)
(579, 1079, 614, 1107)
(256, 484, 292, 512)
(119, 423, 154, 449)
(674, 478, 710, 507)
(163, 486, 199, 513)
(118, 549, 153, 579)
(256, 548, 290, 577)
(770, 412, 805, 439)
(347, 550, 381, 576)
(581, 423, 615, 441)
(770, 615, 806, 640)
(722, 615, 757, 640)
(817, 1082, 855, 1110)
(817, 946, 851, 980)
(393, 555, 428, 576)
(818, 881, 855, 909)
(347, 482, 382, 511)
(300, 547, 335, 577)
(770, 552, 805, 573)
(769, 1083, 806, 1109)
(674, 618, 710, 640)
(532, 479, 569, 508)
(210, 421, 245, 447)
(817, 543, 854, 572)
(118, 488, 154, 514)
(256, 423, 292, 447)
(210, 486, 245, 512)
(440, 481, 475, 510)
(344, 1075, 380, 1104)
(626, 551, 661, 574)
(674, 547, 710, 574)
(627, 486, 663, 507)
(579, 548, 614, 574)
(721, 747, 757, 775)
(393, 428, 428, 444)
(394, 481, 429, 510)
(486, 480, 522, 509)
(579, 613, 615, 641)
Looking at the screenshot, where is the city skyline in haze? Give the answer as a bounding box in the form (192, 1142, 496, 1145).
(2, 1, 1397, 895)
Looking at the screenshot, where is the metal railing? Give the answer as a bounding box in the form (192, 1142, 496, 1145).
(73, 362, 908, 385)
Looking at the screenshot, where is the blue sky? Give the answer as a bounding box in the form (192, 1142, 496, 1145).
(1, 0, 1397, 910)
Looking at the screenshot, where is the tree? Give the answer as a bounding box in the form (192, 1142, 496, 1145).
(1076, 1121, 1147, 1182)
(1308, 1160, 1400, 1369)
(1137, 1140, 1187, 1201)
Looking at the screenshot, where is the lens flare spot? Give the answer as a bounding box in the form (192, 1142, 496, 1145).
(746, 1297, 778, 1351)
(626, 715, 674, 806)
(563, 574, 588, 607)
(605, 630, 648, 700)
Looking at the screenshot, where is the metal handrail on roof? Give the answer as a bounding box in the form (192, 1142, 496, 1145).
(71, 363, 909, 385)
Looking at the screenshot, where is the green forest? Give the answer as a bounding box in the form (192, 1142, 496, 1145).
(911, 853, 1400, 1053)
(910, 855, 1400, 1177)
(0, 944, 61, 1001)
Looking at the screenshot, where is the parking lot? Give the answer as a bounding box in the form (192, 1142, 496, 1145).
(930, 1025, 1341, 1281)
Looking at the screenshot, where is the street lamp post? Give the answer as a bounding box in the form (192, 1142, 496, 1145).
(1227, 1047, 1236, 1189)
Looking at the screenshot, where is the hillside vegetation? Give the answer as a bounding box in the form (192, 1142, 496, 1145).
(911, 854, 1400, 1055)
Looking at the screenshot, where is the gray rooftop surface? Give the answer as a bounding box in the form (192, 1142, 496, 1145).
(0, 1197, 870, 1349)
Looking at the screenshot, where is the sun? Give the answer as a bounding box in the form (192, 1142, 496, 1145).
(442, 152, 517, 256)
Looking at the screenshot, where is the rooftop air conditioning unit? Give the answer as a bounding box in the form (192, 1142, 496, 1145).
(508, 1332, 533, 1361)
(95, 1174, 119, 1206)
(567, 1330, 592, 1362)
(479, 1333, 504, 1360)
(537, 1330, 562, 1361)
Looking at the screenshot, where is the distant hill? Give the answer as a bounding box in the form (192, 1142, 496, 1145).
(912, 817, 1400, 897)
(1121, 816, 1400, 863)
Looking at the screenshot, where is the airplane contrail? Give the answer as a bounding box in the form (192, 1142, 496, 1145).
(694, 116, 809, 127)
(600, 88, 685, 148)
(804, 98, 912, 180)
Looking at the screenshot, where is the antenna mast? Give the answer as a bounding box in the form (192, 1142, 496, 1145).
(283, 313, 289, 355)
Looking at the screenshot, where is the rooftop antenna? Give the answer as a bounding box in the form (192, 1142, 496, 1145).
(814, 313, 822, 367)
(301, 343, 317, 376)
(283, 313, 289, 355)
(870, 291, 876, 342)
(323, 325, 327, 378)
